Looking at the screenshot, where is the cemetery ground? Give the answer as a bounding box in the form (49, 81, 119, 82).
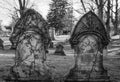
(0, 36, 120, 82)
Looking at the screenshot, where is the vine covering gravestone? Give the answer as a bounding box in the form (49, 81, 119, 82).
(10, 8, 51, 50)
(5, 9, 53, 81)
(65, 11, 110, 82)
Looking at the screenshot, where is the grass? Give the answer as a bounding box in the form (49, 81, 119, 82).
(0, 50, 75, 81)
(0, 42, 120, 82)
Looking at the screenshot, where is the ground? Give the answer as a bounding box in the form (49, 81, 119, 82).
(0, 35, 120, 82)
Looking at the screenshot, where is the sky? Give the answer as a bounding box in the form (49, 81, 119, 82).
(0, 0, 51, 26)
(0, 0, 81, 27)
(0, 0, 119, 27)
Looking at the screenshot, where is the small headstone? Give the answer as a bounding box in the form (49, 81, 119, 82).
(54, 43, 66, 56)
(49, 42, 54, 48)
(9, 37, 17, 50)
(0, 39, 4, 49)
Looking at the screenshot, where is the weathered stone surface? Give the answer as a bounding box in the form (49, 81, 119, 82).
(66, 11, 110, 82)
(66, 35, 110, 82)
(6, 9, 53, 81)
(7, 31, 53, 81)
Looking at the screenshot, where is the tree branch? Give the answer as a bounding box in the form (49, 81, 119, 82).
(95, 0, 99, 6)
(103, 0, 107, 5)
(18, 0, 23, 10)
(23, 0, 25, 9)
(84, 2, 97, 11)
(25, 0, 29, 7)
(14, 7, 19, 11)
(67, 2, 84, 15)
(13, 0, 19, 9)
(110, 8, 116, 13)
(29, 1, 35, 8)
(80, 0, 87, 12)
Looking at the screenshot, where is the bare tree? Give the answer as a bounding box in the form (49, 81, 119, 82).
(0, 0, 35, 21)
(0, 0, 35, 49)
(18, 0, 26, 17)
(114, 0, 118, 35)
(105, 0, 111, 34)
(94, 0, 107, 21)
(110, 0, 119, 35)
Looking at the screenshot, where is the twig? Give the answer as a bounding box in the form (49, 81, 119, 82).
(0, 5, 12, 12)
(4, 0, 13, 7)
(80, 0, 87, 12)
(95, 0, 99, 6)
(13, 0, 19, 9)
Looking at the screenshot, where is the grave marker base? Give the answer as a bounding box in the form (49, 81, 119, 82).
(54, 51, 66, 56)
(4, 77, 53, 82)
(65, 67, 111, 82)
(65, 79, 111, 82)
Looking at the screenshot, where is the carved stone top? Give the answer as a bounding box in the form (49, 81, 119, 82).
(69, 11, 110, 49)
(10, 9, 51, 47)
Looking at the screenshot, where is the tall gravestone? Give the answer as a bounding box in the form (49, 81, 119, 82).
(65, 11, 110, 82)
(6, 9, 52, 81)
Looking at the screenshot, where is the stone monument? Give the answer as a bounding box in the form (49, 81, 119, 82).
(5, 9, 53, 82)
(65, 11, 110, 82)
(54, 43, 66, 56)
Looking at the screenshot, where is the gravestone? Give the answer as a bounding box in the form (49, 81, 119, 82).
(54, 43, 66, 56)
(9, 37, 17, 49)
(49, 41, 54, 48)
(5, 9, 53, 82)
(65, 11, 110, 82)
(0, 38, 4, 49)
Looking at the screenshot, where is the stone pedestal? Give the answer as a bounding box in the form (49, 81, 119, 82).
(65, 35, 110, 82)
(54, 44, 66, 56)
(65, 62, 110, 82)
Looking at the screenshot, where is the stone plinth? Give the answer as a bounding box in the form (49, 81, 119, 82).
(65, 65, 110, 82)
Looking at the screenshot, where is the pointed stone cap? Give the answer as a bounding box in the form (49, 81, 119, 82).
(69, 11, 110, 49)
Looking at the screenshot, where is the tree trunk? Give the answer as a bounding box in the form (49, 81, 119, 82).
(97, 0, 103, 22)
(18, 0, 25, 17)
(97, 0, 105, 74)
(23, 0, 26, 9)
(51, 27, 55, 40)
(105, 0, 110, 35)
(114, 0, 118, 35)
